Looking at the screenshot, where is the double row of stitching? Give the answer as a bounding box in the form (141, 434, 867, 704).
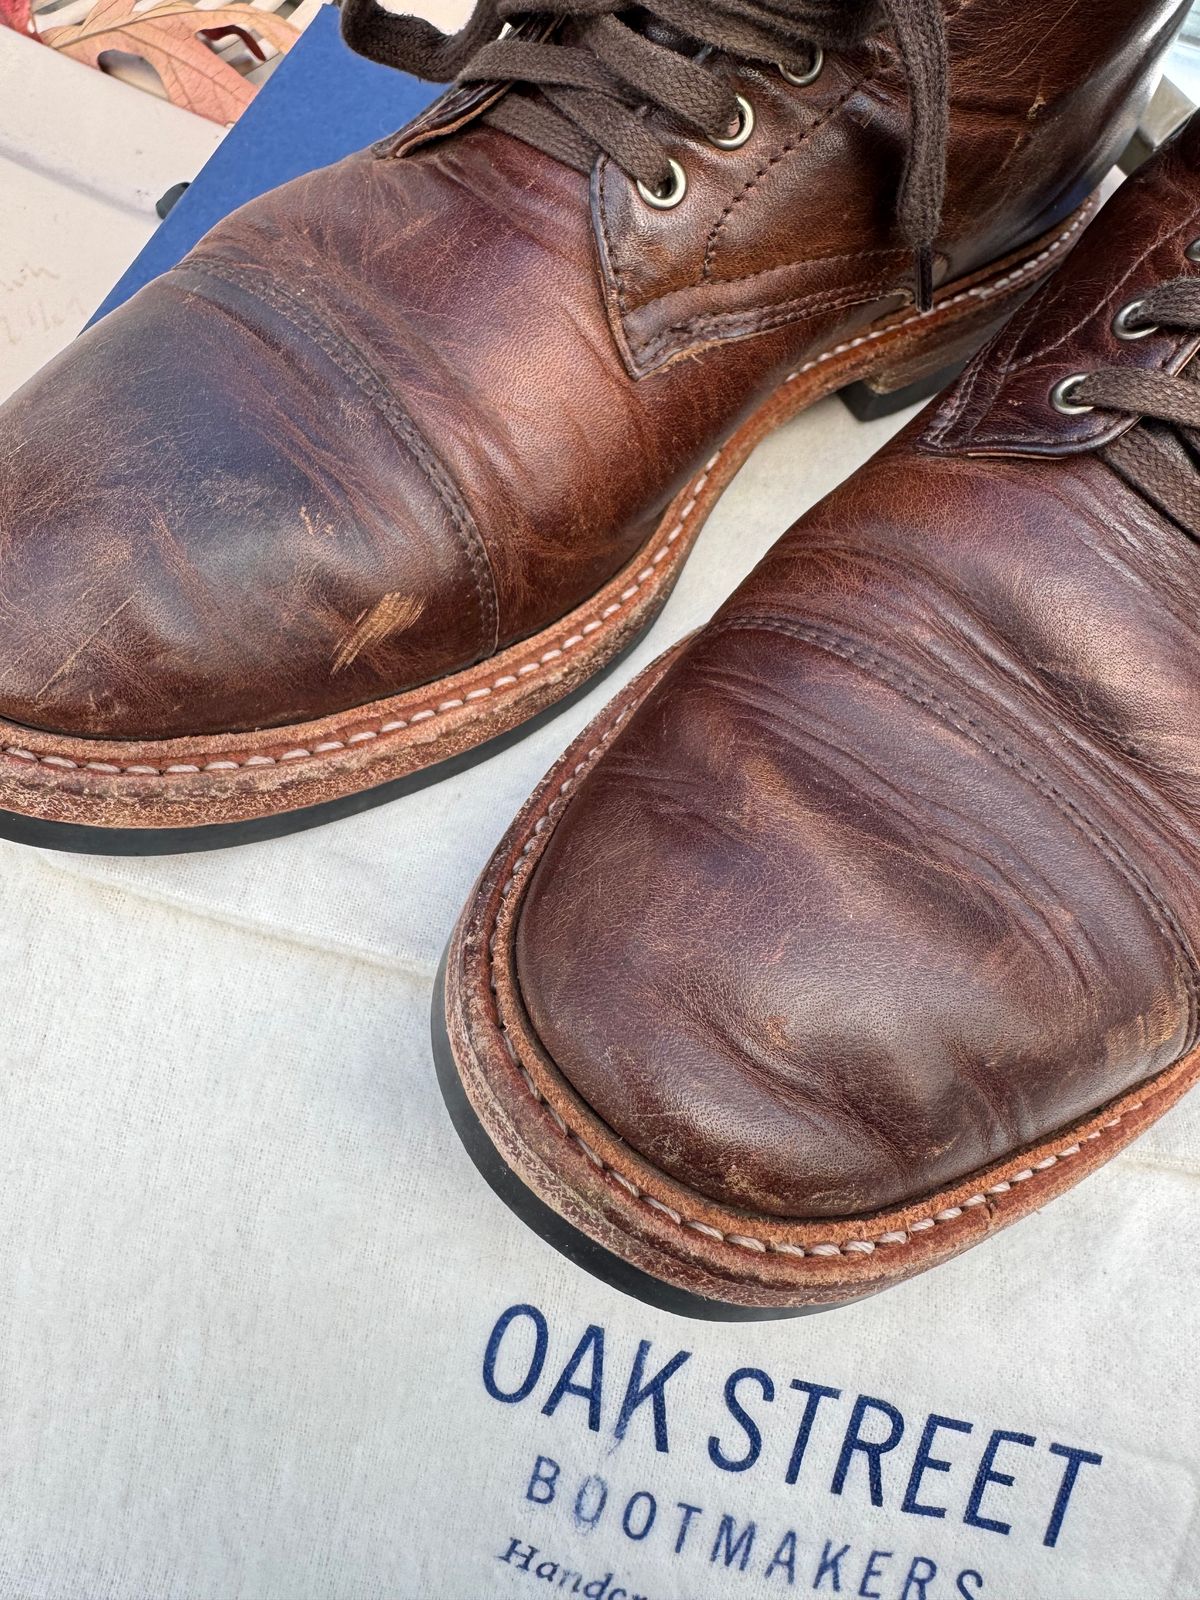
(509, 1062, 1143, 1258)
(921, 314, 992, 445)
(718, 614, 1200, 1048)
(700, 75, 868, 280)
(597, 68, 875, 342)
(0, 453, 722, 779)
(632, 199, 1092, 372)
(633, 284, 895, 368)
(175, 255, 500, 658)
(482, 679, 1152, 1261)
(670, 245, 906, 300)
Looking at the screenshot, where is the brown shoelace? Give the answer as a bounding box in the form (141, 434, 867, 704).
(341, 0, 948, 308)
(1066, 278, 1200, 535)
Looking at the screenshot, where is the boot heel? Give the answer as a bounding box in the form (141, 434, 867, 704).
(838, 358, 967, 421)
(838, 296, 1017, 423)
(832, 195, 1102, 427)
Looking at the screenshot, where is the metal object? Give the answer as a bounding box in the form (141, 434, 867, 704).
(1050, 374, 1096, 415)
(709, 93, 755, 149)
(1112, 298, 1159, 339)
(779, 47, 823, 86)
(637, 158, 687, 209)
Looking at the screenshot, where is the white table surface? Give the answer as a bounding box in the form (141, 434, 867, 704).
(2, 32, 1199, 1599)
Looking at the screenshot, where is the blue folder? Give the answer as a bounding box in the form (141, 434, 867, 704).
(91, 4, 441, 323)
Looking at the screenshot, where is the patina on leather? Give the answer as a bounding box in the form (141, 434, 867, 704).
(513, 119, 1200, 1222)
(0, 0, 1187, 741)
(342, 0, 951, 307)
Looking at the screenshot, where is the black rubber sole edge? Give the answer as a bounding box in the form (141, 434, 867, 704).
(431, 947, 855, 1322)
(837, 359, 967, 422)
(0, 619, 657, 857)
(0, 362, 948, 860)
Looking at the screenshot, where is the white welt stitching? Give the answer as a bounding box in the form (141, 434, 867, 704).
(777, 201, 1093, 390)
(488, 685, 1145, 1260)
(1, 454, 722, 780)
(513, 1020, 1143, 1256)
(3, 205, 1091, 786)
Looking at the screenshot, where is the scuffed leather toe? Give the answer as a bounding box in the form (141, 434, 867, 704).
(514, 615, 1189, 1220)
(0, 270, 493, 740)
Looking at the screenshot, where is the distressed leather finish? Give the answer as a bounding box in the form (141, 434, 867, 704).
(0, 0, 1186, 739)
(515, 121, 1200, 1220)
(924, 137, 1200, 457)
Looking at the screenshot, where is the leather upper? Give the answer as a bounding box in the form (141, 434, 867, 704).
(515, 121, 1200, 1219)
(0, 0, 1186, 738)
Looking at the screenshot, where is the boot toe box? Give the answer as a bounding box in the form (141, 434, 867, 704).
(513, 623, 1188, 1220)
(0, 275, 491, 740)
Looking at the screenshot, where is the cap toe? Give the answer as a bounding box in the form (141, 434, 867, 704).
(0, 272, 490, 740)
(513, 620, 1186, 1218)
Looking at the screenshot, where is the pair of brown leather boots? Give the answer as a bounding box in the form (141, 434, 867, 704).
(3, 0, 1200, 1317)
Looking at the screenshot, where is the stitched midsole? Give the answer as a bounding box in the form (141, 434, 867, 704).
(0, 200, 1095, 789)
(471, 646, 1186, 1271)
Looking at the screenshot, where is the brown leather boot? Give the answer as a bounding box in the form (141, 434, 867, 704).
(0, 0, 1186, 851)
(438, 114, 1200, 1318)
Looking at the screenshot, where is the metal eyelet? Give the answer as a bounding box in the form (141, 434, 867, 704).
(1186, 238, 1200, 264)
(637, 158, 687, 210)
(779, 47, 823, 87)
(1050, 374, 1094, 415)
(1112, 299, 1158, 340)
(709, 94, 755, 150)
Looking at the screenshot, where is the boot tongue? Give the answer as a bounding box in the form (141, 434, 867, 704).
(535, 0, 703, 55)
(912, 127, 1200, 462)
(627, 8, 704, 55)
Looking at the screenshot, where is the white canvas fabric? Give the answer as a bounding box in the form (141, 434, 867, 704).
(3, 397, 1198, 1600)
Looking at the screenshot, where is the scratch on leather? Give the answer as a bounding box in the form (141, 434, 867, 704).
(484, 683, 1155, 1261)
(332, 592, 426, 674)
(0, 451, 722, 776)
(34, 592, 138, 699)
(174, 256, 500, 658)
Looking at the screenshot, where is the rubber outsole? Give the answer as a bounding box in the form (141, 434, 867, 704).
(0, 624, 651, 856)
(431, 950, 851, 1321)
(0, 198, 1096, 855)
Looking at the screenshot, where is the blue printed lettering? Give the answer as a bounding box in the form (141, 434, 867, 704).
(786, 1382, 843, 1485)
(900, 1556, 937, 1599)
(710, 1514, 756, 1572)
(573, 1475, 608, 1529)
(500, 1539, 538, 1571)
(614, 1340, 691, 1452)
(674, 1502, 703, 1554)
(709, 1368, 775, 1472)
(542, 1325, 605, 1432)
(1043, 1443, 1103, 1548)
(963, 1430, 1035, 1535)
(858, 1550, 893, 1599)
(831, 1396, 905, 1506)
(526, 1455, 560, 1505)
(622, 1492, 657, 1541)
(813, 1540, 850, 1591)
(902, 1414, 973, 1519)
(483, 1304, 549, 1404)
(765, 1530, 798, 1585)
